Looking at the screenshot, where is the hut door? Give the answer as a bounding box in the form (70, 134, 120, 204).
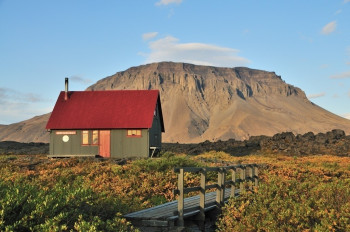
(99, 130, 110, 157)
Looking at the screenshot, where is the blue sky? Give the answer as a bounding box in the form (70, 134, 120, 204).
(1, 0, 350, 124)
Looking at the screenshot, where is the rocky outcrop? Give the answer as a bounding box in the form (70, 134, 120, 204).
(0, 141, 49, 155)
(1, 129, 349, 157)
(163, 129, 350, 156)
(259, 129, 350, 156)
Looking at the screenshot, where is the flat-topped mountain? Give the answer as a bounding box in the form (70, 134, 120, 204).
(87, 62, 350, 143)
(1, 62, 350, 143)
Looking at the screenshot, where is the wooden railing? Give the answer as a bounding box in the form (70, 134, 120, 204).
(174, 164, 259, 227)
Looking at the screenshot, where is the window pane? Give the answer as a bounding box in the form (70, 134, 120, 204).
(82, 131, 89, 145)
(127, 129, 141, 137)
(92, 130, 99, 145)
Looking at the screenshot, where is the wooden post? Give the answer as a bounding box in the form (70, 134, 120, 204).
(216, 168, 222, 206)
(221, 168, 226, 204)
(199, 168, 206, 230)
(240, 166, 246, 194)
(230, 168, 236, 198)
(216, 168, 225, 206)
(177, 169, 184, 227)
(248, 165, 253, 190)
(254, 165, 259, 187)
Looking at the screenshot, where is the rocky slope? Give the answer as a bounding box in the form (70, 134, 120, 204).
(0, 113, 50, 143)
(1, 62, 350, 143)
(88, 62, 350, 143)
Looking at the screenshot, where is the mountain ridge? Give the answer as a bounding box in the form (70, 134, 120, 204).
(87, 62, 350, 143)
(1, 61, 350, 143)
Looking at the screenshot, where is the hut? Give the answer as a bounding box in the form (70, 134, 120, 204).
(46, 78, 164, 158)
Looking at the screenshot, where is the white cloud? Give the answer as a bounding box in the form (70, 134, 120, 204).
(344, 0, 350, 3)
(142, 32, 158, 41)
(321, 21, 337, 35)
(0, 88, 42, 103)
(144, 36, 250, 67)
(330, 71, 350, 79)
(70, 75, 92, 84)
(0, 102, 49, 125)
(0, 87, 48, 124)
(307, 92, 326, 99)
(155, 0, 182, 6)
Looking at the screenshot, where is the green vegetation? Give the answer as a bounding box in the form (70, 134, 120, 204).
(0, 154, 203, 231)
(0, 180, 133, 231)
(216, 155, 350, 232)
(0, 153, 350, 231)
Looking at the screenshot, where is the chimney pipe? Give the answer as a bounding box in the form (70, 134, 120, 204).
(64, 77, 68, 100)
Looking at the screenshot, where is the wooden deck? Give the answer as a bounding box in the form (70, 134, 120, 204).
(124, 188, 239, 228)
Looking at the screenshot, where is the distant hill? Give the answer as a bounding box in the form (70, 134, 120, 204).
(0, 114, 50, 143)
(1, 62, 350, 143)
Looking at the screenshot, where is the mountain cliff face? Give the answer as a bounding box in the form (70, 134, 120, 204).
(87, 62, 350, 143)
(1, 62, 350, 143)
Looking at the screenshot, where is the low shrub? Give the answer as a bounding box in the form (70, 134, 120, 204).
(217, 168, 350, 231)
(0, 179, 137, 231)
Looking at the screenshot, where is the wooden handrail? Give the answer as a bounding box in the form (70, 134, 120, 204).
(174, 164, 259, 228)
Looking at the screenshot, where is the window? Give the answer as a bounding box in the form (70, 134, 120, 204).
(127, 129, 141, 137)
(92, 130, 99, 145)
(82, 130, 89, 145)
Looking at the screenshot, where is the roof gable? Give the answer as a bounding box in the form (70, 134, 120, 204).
(46, 90, 164, 131)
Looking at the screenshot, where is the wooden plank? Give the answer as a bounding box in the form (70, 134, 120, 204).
(221, 169, 226, 205)
(173, 164, 257, 174)
(231, 169, 236, 198)
(124, 201, 178, 217)
(183, 186, 201, 194)
(206, 183, 218, 190)
(216, 170, 222, 205)
(124, 164, 261, 228)
(124, 188, 241, 221)
(199, 170, 206, 223)
(141, 220, 168, 227)
(240, 167, 245, 193)
(124, 165, 261, 224)
(178, 169, 184, 227)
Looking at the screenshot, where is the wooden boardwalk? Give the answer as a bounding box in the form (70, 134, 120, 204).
(124, 164, 258, 231)
(124, 188, 239, 228)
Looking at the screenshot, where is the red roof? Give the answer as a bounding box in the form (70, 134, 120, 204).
(46, 90, 164, 131)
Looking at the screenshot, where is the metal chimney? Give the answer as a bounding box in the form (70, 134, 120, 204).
(64, 77, 69, 100)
